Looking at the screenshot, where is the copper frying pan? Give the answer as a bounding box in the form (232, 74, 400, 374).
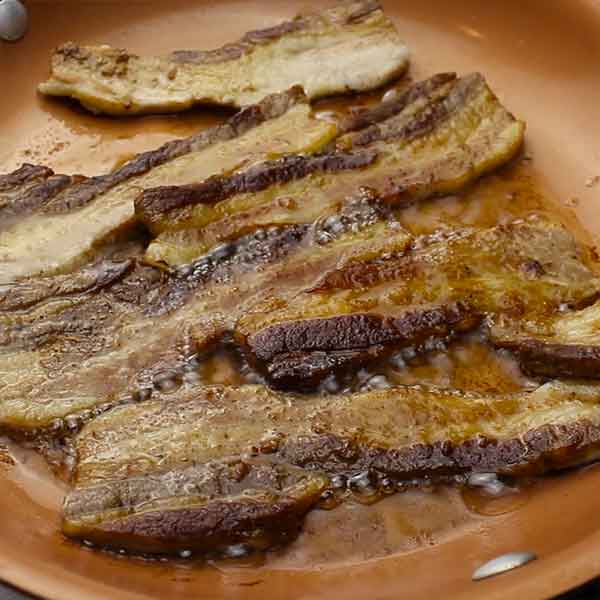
(1, 1, 600, 598)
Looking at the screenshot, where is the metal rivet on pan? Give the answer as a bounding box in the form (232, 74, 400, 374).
(472, 552, 538, 581)
(0, 0, 28, 42)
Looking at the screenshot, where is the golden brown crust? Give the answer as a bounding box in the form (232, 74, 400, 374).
(62, 381, 600, 554)
(244, 304, 475, 388)
(39, 1, 408, 115)
(135, 151, 378, 228)
(0, 88, 308, 223)
(237, 219, 600, 388)
(496, 339, 600, 378)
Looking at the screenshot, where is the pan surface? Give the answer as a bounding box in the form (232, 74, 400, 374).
(1, 1, 600, 598)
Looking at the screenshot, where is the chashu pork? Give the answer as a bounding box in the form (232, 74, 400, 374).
(63, 380, 600, 554)
(38, 1, 409, 115)
(137, 72, 525, 266)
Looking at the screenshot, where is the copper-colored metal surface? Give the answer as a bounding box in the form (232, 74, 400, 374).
(1, 1, 600, 598)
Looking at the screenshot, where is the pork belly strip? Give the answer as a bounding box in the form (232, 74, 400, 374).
(0, 259, 133, 313)
(0, 216, 411, 433)
(491, 301, 600, 378)
(64, 380, 600, 554)
(1, 218, 595, 432)
(0, 249, 165, 351)
(237, 218, 600, 388)
(38, 0, 408, 116)
(0, 164, 84, 224)
(138, 72, 525, 266)
(0, 88, 336, 281)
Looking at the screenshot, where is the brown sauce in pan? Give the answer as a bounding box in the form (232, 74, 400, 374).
(0, 80, 593, 568)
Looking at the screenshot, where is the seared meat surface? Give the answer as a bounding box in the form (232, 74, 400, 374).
(5, 41, 600, 561)
(38, 1, 409, 115)
(139, 72, 525, 266)
(237, 218, 600, 388)
(491, 301, 600, 378)
(0, 72, 527, 434)
(0, 216, 411, 433)
(0, 88, 335, 281)
(64, 381, 600, 554)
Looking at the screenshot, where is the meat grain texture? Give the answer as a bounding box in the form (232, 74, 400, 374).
(4, 15, 600, 558)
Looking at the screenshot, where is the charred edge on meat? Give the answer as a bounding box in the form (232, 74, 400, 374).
(0, 87, 307, 219)
(135, 151, 378, 226)
(244, 304, 479, 388)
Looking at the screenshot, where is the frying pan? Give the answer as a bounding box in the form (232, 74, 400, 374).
(1, 1, 600, 598)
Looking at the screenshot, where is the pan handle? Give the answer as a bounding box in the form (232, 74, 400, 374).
(0, 0, 28, 42)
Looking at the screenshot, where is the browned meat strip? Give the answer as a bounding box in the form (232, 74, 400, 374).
(336, 72, 457, 135)
(136, 151, 378, 229)
(65, 461, 327, 555)
(0, 163, 85, 228)
(0, 87, 335, 281)
(38, 1, 409, 115)
(138, 72, 525, 266)
(490, 300, 600, 378)
(251, 305, 476, 389)
(63, 380, 600, 555)
(0, 212, 411, 433)
(237, 218, 600, 388)
(0, 163, 53, 191)
(0, 260, 132, 313)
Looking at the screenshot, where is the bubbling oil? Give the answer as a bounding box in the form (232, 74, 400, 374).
(64, 329, 536, 566)
(1, 78, 590, 569)
(462, 473, 532, 517)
